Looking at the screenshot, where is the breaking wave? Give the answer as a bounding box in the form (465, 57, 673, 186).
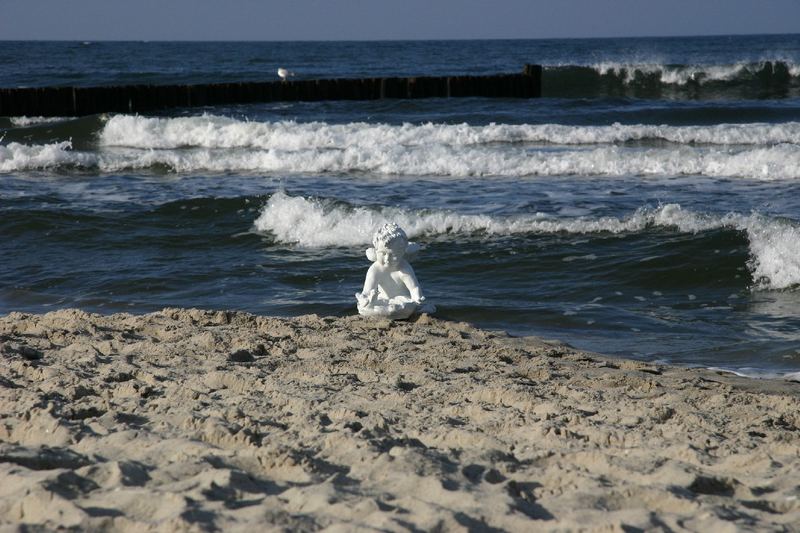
(9, 116, 71, 127)
(4, 115, 800, 179)
(254, 191, 800, 290)
(543, 60, 800, 99)
(98, 114, 800, 149)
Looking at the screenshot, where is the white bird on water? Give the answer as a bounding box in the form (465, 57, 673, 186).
(277, 68, 295, 81)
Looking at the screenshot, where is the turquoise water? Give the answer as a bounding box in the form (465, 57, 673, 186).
(3, 35, 800, 377)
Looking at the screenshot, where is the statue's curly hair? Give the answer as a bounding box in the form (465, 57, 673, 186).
(372, 222, 408, 251)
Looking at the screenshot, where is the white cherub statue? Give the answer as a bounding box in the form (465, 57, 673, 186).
(355, 223, 435, 320)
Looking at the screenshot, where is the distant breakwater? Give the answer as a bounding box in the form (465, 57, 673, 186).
(0, 65, 542, 117)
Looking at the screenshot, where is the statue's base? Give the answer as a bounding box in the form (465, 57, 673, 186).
(357, 298, 417, 320)
(356, 296, 435, 321)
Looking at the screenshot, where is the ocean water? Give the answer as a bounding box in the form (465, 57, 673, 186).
(3, 35, 800, 378)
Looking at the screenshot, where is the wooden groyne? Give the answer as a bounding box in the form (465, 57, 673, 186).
(0, 65, 541, 117)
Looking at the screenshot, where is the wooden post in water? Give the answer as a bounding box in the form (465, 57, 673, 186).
(0, 65, 542, 117)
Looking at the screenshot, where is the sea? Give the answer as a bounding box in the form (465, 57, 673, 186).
(2, 35, 800, 379)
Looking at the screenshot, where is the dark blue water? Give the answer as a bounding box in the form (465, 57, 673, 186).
(3, 35, 800, 378)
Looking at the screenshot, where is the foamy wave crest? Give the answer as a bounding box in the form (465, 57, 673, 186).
(745, 219, 800, 290)
(6, 137, 800, 178)
(10, 116, 71, 127)
(99, 114, 800, 148)
(0, 141, 96, 172)
(91, 115, 800, 178)
(254, 191, 652, 247)
(255, 192, 800, 289)
(103, 143, 800, 179)
(592, 60, 800, 86)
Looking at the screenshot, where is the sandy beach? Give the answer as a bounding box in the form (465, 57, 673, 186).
(1, 307, 799, 531)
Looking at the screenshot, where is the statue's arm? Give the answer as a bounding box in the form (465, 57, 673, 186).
(356, 267, 379, 308)
(398, 264, 424, 302)
(357, 266, 381, 306)
(360, 265, 379, 295)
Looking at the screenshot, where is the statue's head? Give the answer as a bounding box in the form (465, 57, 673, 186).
(365, 223, 410, 267)
(372, 223, 408, 254)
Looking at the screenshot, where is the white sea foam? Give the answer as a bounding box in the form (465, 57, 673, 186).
(591, 60, 800, 86)
(0, 141, 95, 172)
(5, 116, 800, 178)
(707, 367, 800, 381)
(253, 191, 692, 247)
(254, 192, 800, 290)
(10, 116, 71, 127)
(100, 114, 800, 148)
(745, 219, 800, 290)
(0, 141, 796, 179)
(5, 139, 800, 180)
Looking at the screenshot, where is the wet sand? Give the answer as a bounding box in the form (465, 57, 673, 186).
(1, 308, 799, 531)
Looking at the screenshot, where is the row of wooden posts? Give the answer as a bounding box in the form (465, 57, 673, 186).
(0, 65, 542, 117)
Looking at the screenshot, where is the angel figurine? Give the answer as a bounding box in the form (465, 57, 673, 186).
(355, 223, 435, 320)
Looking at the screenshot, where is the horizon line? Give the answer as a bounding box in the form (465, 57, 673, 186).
(1, 31, 799, 44)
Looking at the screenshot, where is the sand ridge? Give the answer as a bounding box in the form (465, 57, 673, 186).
(1, 308, 799, 531)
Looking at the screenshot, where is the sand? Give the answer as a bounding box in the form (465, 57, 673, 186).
(1, 307, 799, 532)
